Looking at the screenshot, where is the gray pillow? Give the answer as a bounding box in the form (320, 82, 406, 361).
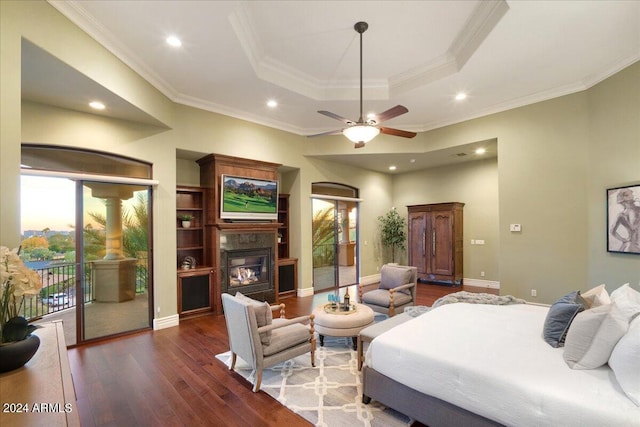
(379, 265, 412, 294)
(235, 292, 273, 345)
(543, 291, 587, 348)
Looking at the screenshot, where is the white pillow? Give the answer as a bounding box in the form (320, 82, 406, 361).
(563, 302, 628, 369)
(581, 284, 611, 308)
(610, 283, 640, 320)
(609, 315, 640, 406)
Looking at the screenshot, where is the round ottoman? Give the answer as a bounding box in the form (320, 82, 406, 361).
(312, 302, 374, 349)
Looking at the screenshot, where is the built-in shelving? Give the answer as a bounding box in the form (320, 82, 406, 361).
(176, 186, 206, 268)
(277, 194, 290, 259)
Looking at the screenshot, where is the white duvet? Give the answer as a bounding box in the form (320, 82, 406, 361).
(366, 303, 640, 427)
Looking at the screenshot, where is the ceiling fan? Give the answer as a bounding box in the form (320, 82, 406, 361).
(309, 21, 416, 149)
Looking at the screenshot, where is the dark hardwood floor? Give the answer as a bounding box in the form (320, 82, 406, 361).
(68, 283, 496, 426)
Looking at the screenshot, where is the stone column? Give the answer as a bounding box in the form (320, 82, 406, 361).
(104, 197, 124, 260)
(85, 183, 146, 302)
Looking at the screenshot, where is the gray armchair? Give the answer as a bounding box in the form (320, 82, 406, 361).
(221, 293, 316, 392)
(358, 264, 417, 317)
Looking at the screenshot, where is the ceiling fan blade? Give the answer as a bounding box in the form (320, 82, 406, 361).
(318, 110, 353, 124)
(354, 142, 366, 149)
(380, 127, 417, 138)
(376, 105, 409, 123)
(307, 129, 343, 138)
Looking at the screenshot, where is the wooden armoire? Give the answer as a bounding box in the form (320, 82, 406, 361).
(408, 203, 464, 285)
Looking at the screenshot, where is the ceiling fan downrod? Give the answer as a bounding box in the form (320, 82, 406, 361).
(354, 21, 368, 124)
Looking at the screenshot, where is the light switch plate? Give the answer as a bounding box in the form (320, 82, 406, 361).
(510, 224, 521, 232)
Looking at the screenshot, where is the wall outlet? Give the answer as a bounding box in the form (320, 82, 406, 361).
(157, 306, 161, 313)
(531, 289, 537, 297)
(480, 271, 485, 277)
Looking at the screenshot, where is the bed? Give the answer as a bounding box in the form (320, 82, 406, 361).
(363, 302, 640, 427)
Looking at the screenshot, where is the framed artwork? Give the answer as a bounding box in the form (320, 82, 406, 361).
(607, 184, 640, 254)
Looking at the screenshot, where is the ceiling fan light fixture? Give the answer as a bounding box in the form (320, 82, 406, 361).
(343, 125, 380, 144)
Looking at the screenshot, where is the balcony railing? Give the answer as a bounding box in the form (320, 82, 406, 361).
(20, 257, 149, 322)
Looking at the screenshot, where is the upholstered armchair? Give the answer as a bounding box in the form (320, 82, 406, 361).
(358, 264, 417, 317)
(221, 293, 316, 392)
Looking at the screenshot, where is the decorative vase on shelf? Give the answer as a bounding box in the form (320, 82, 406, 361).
(182, 221, 191, 228)
(0, 334, 40, 373)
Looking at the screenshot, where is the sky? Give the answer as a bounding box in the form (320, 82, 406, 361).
(20, 176, 143, 234)
(21, 176, 76, 233)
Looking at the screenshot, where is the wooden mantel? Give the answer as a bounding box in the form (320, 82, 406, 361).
(196, 154, 283, 311)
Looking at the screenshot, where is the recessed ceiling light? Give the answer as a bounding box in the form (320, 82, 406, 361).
(267, 99, 278, 108)
(409, 159, 416, 163)
(475, 148, 486, 155)
(455, 92, 467, 101)
(389, 165, 397, 171)
(89, 101, 105, 110)
(166, 36, 182, 47)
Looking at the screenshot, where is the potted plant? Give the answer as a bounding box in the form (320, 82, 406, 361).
(178, 214, 194, 228)
(0, 246, 43, 372)
(377, 207, 407, 264)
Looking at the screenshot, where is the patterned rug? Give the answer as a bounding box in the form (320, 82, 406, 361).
(216, 336, 412, 427)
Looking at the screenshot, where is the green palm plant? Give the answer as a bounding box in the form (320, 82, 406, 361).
(312, 207, 337, 266)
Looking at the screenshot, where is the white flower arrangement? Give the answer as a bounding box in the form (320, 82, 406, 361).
(0, 246, 43, 344)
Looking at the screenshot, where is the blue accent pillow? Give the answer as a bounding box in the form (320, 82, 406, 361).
(543, 291, 587, 348)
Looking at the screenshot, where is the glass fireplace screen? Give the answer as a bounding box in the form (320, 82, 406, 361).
(228, 251, 269, 288)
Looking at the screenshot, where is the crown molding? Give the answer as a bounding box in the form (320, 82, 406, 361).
(174, 93, 310, 136)
(419, 53, 640, 132)
(231, 1, 508, 101)
(48, 1, 179, 100)
(390, 0, 509, 95)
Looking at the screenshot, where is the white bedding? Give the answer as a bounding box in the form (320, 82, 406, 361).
(366, 303, 640, 427)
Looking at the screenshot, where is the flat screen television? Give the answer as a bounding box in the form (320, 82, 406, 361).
(220, 175, 279, 220)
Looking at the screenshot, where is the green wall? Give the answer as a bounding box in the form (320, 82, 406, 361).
(392, 157, 499, 283)
(396, 63, 640, 302)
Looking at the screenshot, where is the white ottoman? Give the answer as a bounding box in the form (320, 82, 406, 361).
(312, 302, 375, 350)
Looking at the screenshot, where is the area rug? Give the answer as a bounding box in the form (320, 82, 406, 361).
(216, 336, 412, 427)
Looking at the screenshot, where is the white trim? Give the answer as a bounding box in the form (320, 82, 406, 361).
(153, 314, 179, 330)
(310, 193, 363, 202)
(463, 278, 500, 290)
(21, 168, 159, 186)
(297, 286, 315, 297)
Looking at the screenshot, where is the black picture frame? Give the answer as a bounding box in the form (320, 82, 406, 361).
(607, 184, 640, 254)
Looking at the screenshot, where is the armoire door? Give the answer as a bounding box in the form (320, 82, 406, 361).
(430, 211, 454, 276)
(408, 212, 427, 276)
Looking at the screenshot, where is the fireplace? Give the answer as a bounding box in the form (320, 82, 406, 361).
(220, 231, 276, 302)
(224, 248, 271, 295)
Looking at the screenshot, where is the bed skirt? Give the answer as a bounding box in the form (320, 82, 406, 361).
(362, 366, 503, 427)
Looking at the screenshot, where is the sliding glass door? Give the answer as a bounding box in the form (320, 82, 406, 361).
(21, 145, 155, 345)
(312, 198, 338, 291)
(80, 181, 152, 341)
(312, 195, 359, 291)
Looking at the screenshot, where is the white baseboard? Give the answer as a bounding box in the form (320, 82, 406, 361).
(464, 278, 500, 290)
(297, 286, 315, 297)
(153, 314, 180, 330)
